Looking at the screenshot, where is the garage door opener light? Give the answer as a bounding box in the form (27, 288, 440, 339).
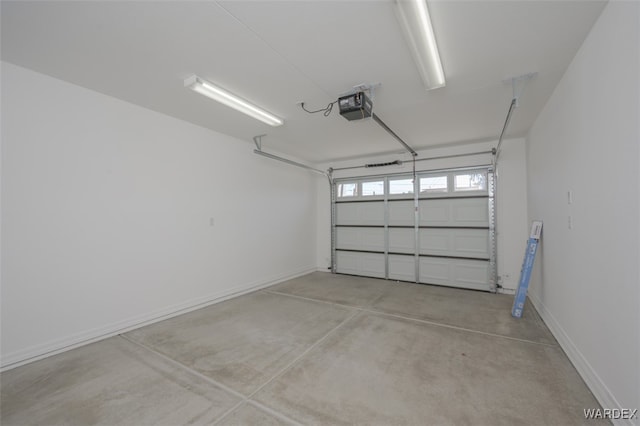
(185, 75, 284, 127)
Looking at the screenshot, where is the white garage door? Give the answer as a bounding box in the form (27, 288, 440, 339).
(333, 168, 496, 292)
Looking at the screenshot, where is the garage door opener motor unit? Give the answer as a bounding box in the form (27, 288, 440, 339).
(338, 90, 417, 156)
(338, 92, 372, 121)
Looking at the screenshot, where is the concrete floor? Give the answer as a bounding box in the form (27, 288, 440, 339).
(1, 272, 606, 425)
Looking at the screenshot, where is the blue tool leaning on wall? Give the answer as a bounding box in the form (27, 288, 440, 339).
(511, 221, 543, 318)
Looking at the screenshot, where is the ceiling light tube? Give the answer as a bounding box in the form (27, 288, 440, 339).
(185, 75, 284, 126)
(395, 0, 445, 90)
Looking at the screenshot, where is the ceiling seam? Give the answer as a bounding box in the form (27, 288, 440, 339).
(214, 1, 336, 101)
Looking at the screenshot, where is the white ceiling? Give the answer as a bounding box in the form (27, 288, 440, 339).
(1, 0, 606, 163)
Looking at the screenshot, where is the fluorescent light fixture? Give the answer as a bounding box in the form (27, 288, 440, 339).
(395, 0, 445, 90)
(184, 75, 283, 127)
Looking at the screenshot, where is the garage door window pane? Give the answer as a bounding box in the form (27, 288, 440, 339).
(420, 176, 448, 193)
(454, 173, 486, 191)
(389, 179, 414, 195)
(362, 181, 384, 196)
(338, 183, 357, 197)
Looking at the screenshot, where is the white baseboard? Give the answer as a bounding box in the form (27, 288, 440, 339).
(0, 266, 317, 371)
(528, 293, 637, 426)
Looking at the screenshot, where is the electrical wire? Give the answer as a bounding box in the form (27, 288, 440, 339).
(300, 100, 338, 117)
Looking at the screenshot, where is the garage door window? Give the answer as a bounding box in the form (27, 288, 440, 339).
(420, 175, 448, 193)
(389, 178, 414, 195)
(361, 180, 384, 197)
(454, 172, 487, 192)
(337, 182, 357, 198)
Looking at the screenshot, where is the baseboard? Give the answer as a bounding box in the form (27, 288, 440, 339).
(528, 293, 636, 426)
(0, 266, 317, 371)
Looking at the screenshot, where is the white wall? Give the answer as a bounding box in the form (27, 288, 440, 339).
(0, 62, 318, 369)
(315, 138, 529, 293)
(526, 2, 639, 422)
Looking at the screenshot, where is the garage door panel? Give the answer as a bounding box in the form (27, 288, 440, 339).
(388, 228, 414, 253)
(452, 202, 489, 224)
(420, 228, 489, 258)
(453, 233, 489, 257)
(419, 232, 449, 253)
(418, 258, 450, 282)
(336, 202, 384, 226)
(388, 254, 416, 282)
(336, 227, 384, 252)
(388, 200, 414, 226)
(419, 198, 489, 227)
(419, 257, 490, 291)
(336, 251, 385, 278)
(419, 204, 450, 225)
(454, 262, 490, 288)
